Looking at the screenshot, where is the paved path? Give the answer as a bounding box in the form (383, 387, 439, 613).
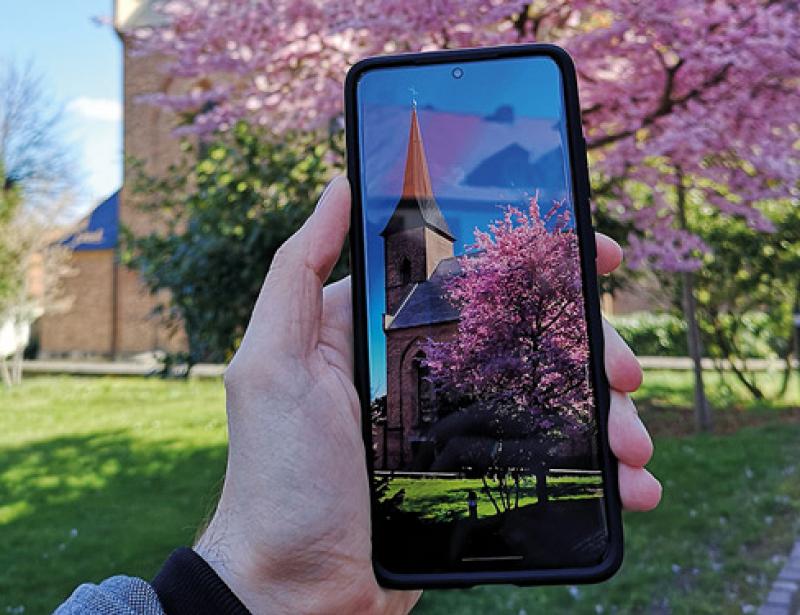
(21, 359, 225, 377)
(21, 356, 797, 378)
(760, 541, 800, 615)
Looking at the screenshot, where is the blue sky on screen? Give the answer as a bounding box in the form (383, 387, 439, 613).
(0, 1, 121, 217)
(356, 56, 576, 398)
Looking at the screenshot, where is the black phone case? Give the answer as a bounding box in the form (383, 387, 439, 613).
(345, 43, 623, 589)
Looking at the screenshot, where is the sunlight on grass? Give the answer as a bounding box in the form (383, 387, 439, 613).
(0, 376, 227, 614)
(1, 373, 799, 613)
(384, 476, 603, 521)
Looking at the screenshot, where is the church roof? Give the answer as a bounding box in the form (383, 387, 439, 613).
(60, 190, 120, 252)
(380, 108, 454, 240)
(388, 256, 462, 330)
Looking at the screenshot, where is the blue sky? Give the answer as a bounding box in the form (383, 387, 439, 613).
(0, 0, 122, 217)
(356, 56, 575, 399)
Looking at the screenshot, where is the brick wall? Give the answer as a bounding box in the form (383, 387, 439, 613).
(380, 321, 457, 469)
(116, 45, 186, 355)
(39, 251, 115, 356)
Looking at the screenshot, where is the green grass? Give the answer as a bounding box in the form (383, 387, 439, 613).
(383, 476, 602, 521)
(0, 376, 227, 614)
(1, 372, 799, 613)
(417, 424, 800, 614)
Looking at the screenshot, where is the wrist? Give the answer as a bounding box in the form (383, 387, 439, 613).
(193, 512, 385, 615)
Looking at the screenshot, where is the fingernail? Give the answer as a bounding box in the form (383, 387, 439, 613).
(316, 176, 344, 211)
(637, 413, 650, 438)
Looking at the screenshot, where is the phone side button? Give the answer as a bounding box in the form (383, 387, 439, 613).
(586, 229, 597, 261)
(582, 137, 593, 200)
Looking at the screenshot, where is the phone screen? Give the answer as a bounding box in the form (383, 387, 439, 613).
(355, 55, 609, 574)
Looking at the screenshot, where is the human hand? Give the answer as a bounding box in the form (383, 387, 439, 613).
(193, 176, 661, 615)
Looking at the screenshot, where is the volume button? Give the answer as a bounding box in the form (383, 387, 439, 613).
(582, 137, 592, 200)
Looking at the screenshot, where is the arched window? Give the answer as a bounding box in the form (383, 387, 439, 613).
(400, 257, 412, 285)
(413, 352, 435, 425)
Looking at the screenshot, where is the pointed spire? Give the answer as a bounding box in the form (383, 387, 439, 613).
(401, 108, 435, 201)
(381, 107, 454, 240)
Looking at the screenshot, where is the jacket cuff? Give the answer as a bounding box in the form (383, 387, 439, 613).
(152, 547, 251, 615)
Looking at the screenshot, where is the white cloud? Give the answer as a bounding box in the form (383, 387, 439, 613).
(67, 97, 122, 122)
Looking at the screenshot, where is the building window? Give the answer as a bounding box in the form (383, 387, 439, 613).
(400, 257, 412, 285)
(413, 352, 435, 425)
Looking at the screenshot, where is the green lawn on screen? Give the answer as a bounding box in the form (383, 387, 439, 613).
(382, 476, 602, 522)
(1, 372, 799, 614)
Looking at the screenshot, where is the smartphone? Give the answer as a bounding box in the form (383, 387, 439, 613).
(345, 44, 621, 588)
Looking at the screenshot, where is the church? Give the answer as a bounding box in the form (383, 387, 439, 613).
(377, 108, 463, 471)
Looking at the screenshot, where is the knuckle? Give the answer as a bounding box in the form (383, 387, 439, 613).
(222, 355, 246, 392)
(271, 237, 300, 272)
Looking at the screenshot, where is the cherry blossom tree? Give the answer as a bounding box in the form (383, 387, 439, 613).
(421, 198, 595, 503)
(424, 199, 592, 427)
(128, 0, 800, 430)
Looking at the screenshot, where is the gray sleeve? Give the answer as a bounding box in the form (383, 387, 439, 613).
(54, 576, 165, 615)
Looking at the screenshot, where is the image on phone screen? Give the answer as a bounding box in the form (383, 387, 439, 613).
(355, 55, 609, 574)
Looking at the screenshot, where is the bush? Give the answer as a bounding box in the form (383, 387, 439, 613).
(607, 312, 688, 357)
(122, 123, 346, 363)
(609, 311, 781, 359)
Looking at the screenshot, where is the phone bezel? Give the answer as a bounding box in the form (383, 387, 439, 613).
(345, 43, 623, 589)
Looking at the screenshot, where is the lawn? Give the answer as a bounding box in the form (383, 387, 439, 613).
(1, 372, 799, 614)
(381, 475, 602, 522)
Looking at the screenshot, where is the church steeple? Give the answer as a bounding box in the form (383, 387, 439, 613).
(380, 108, 454, 241)
(382, 107, 455, 318)
(401, 108, 434, 202)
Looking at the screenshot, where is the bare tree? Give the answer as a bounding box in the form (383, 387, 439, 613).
(0, 60, 76, 385)
(0, 60, 73, 202)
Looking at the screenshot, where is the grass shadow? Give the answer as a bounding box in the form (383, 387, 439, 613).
(0, 430, 226, 614)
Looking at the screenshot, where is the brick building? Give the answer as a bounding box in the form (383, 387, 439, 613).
(38, 0, 186, 358)
(378, 108, 461, 470)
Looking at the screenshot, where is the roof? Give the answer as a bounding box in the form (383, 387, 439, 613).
(61, 190, 119, 252)
(388, 256, 462, 330)
(380, 108, 454, 240)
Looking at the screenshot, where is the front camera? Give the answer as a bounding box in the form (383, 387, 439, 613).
(452, 67, 464, 79)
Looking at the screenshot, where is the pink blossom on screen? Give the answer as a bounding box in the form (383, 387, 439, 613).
(422, 197, 594, 443)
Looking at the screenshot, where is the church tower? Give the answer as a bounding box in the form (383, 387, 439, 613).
(381, 108, 454, 323)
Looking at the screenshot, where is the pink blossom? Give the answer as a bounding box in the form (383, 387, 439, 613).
(129, 1, 800, 270)
(422, 197, 594, 445)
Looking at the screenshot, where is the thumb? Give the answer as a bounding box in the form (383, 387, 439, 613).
(242, 176, 351, 358)
(291, 175, 351, 284)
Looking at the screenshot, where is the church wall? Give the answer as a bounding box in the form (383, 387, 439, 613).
(38, 40, 187, 358)
(39, 251, 115, 357)
(424, 230, 455, 277)
(380, 320, 457, 469)
(115, 44, 187, 355)
(384, 227, 427, 314)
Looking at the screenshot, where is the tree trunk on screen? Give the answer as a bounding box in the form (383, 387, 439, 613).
(535, 466, 549, 506)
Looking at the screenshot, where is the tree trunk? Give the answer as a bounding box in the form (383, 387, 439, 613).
(535, 466, 549, 505)
(0, 359, 11, 387)
(12, 349, 23, 385)
(675, 170, 713, 432)
(681, 270, 713, 431)
(481, 475, 501, 515)
(712, 322, 764, 400)
(791, 292, 800, 397)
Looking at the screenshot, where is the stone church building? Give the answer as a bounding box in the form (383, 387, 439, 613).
(378, 108, 462, 470)
(37, 0, 186, 358)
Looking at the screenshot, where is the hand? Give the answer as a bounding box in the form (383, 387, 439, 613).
(194, 177, 661, 615)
